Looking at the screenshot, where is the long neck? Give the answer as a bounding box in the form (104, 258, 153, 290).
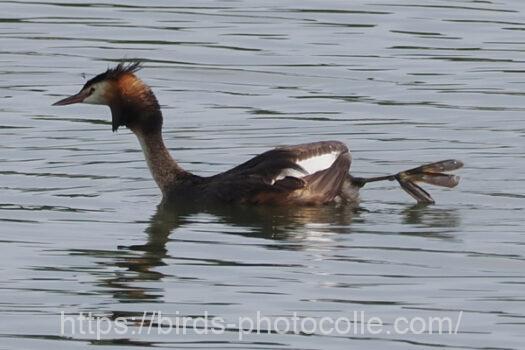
(109, 75, 187, 194)
(134, 129, 185, 195)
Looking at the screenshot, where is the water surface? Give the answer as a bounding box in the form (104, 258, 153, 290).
(1, 1, 524, 349)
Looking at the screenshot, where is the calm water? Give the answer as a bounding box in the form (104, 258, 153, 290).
(1, 1, 524, 349)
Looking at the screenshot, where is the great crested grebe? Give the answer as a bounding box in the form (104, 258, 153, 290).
(53, 61, 462, 205)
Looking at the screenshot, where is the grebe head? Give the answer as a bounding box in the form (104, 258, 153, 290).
(53, 61, 162, 133)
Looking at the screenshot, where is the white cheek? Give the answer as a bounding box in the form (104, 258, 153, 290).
(82, 82, 109, 105)
(83, 89, 105, 105)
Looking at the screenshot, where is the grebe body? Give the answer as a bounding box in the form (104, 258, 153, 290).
(54, 62, 462, 205)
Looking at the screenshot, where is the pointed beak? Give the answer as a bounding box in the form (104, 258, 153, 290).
(53, 90, 89, 106)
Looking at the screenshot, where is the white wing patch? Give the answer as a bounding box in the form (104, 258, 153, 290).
(296, 151, 340, 174)
(271, 151, 341, 184)
(271, 168, 307, 184)
(271, 151, 341, 185)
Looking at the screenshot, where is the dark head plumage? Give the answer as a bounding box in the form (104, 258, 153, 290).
(82, 61, 143, 90)
(54, 60, 162, 134)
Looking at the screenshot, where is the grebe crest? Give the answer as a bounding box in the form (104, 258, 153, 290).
(54, 61, 162, 133)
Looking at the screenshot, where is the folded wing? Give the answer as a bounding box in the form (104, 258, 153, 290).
(217, 141, 351, 204)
